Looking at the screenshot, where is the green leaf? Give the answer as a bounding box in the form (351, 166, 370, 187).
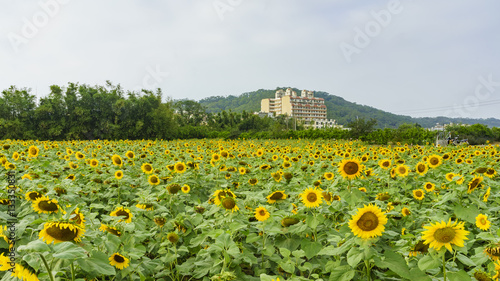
(279, 260, 295, 273)
(456, 253, 476, 267)
(409, 268, 432, 281)
(53, 242, 87, 259)
(17, 240, 50, 253)
(319, 239, 354, 256)
(447, 270, 471, 281)
(76, 251, 116, 275)
(246, 232, 260, 243)
(279, 248, 291, 258)
(306, 215, 320, 229)
(377, 250, 410, 278)
(347, 247, 364, 268)
(329, 265, 355, 281)
(418, 255, 441, 271)
(453, 204, 479, 224)
(301, 239, 323, 259)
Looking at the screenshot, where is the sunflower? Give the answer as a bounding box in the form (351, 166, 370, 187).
(395, 164, 410, 177)
(495, 261, 500, 280)
(484, 187, 491, 202)
(39, 221, 85, 244)
(468, 176, 483, 193)
(401, 207, 410, 217)
(282, 216, 300, 227)
(322, 191, 333, 204)
(422, 219, 469, 252)
(181, 184, 190, 193)
(427, 154, 442, 168)
(485, 245, 500, 261)
(238, 167, 246, 175)
(0, 253, 12, 271)
(99, 224, 121, 236)
(338, 159, 363, 180)
(66, 174, 75, 181)
(148, 174, 160, 185)
(271, 172, 282, 182)
(32, 196, 60, 214)
(110, 207, 133, 223)
(109, 253, 130, 270)
(445, 172, 456, 182)
(324, 172, 334, 181)
(300, 187, 323, 208)
(376, 192, 390, 201)
(111, 154, 123, 167)
(28, 145, 39, 157)
(378, 159, 391, 170)
(220, 196, 239, 212)
(25, 191, 42, 202)
(476, 214, 491, 231)
(115, 170, 124, 180)
(423, 182, 435, 192)
(174, 162, 187, 173)
(89, 159, 99, 168)
(267, 191, 287, 204)
(141, 163, 154, 174)
(154, 217, 166, 227)
(473, 271, 492, 281)
(412, 189, 425, 201)
(69, 208, 86, 227)
(136, 203, 154, 211)
(348, 204, 387, 239)
(126, 151, 135, 159)
(248, 178, 258, 186)
(485, 168, 497, 178)
(255, 206, 270, 222)
(10, 264, 40, 281)
(415, 162, 428, 176)
(409, 240, 429, 257)
(75, 151, 85, 160)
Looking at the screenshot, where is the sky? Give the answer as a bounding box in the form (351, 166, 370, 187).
(1, 0, 500, 120)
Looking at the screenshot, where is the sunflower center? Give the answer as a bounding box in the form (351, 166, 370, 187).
(115, 210, 130, 219)
(39, 200, 59, 211)
(356, 212, 379, 231)
(383, 161, 390, 167)
(430, 157, 439, 165)
(222, 197, 236, 210)
(415, 190, 423, 197)
(46, 225, 78, 241)
(480, 218, 487, 225)
(470, 179, 481, 189)
(398, 167, 406, 174)
(417, 165, 425, 173)
(322, 192, 332, 201)
(306, 192, 318, 203)
(433, 227, 456, 243)
(114, 255, 125, 263)
(29, 192, 42, 200)
(269, 192, 284, 200)
(259, 210, 266, 216)
(150, 177, 158, 183)
(344, 162, 359, 175)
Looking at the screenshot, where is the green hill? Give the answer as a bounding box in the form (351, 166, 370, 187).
(198, 88, 500, 128)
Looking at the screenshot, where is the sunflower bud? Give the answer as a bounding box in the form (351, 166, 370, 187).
(167, 232, 179, 244)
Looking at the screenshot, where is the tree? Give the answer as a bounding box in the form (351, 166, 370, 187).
(347, 117, 377, 140)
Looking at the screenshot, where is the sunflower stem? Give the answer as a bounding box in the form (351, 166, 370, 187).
(39, 254, 55, 281)
(70, 261, 75, 281)
(365, 259, 371, 281)
(442, 252, 447, 281)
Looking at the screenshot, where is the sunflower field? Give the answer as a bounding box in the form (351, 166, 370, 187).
(0, 139, 499, 281)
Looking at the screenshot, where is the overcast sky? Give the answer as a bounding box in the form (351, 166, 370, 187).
(1, 0, 500, 119)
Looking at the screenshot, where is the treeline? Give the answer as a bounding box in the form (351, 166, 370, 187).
(0, 83, 499, 144)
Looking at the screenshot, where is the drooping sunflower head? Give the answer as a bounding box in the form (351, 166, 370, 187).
(154, 217, 166, 227)
(109, 253, 130, 270)
(99, 224, 121, 236)
(401, 207, 410, 217)
(422, 219, 470, 252)
(32, 196, 60, 214)
(376, 192, 391, 201)
(136, 203, 154, 211)
(348, 204, 388, 239)
(266, 191, 287, 203)
(110, 207, 133, 223)
(484, 245, 500, 261)
(473, 270, 492, 281)
(409, 240, 429, 257)
(220, 196, 239, 212)
(338, 159, 362, 180)
(322, 191, 333, 204)
(167, 183, 181, 194)
(281, 217, 300, 227)
(468, 176, 483, 193)
(69, 208, 86, 227)
(39, 221, 85, 244)
(254, 206, 270, 222)
(300, 187, 323, 208)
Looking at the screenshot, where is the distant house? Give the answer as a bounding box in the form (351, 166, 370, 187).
(260, 88, 328, 127)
